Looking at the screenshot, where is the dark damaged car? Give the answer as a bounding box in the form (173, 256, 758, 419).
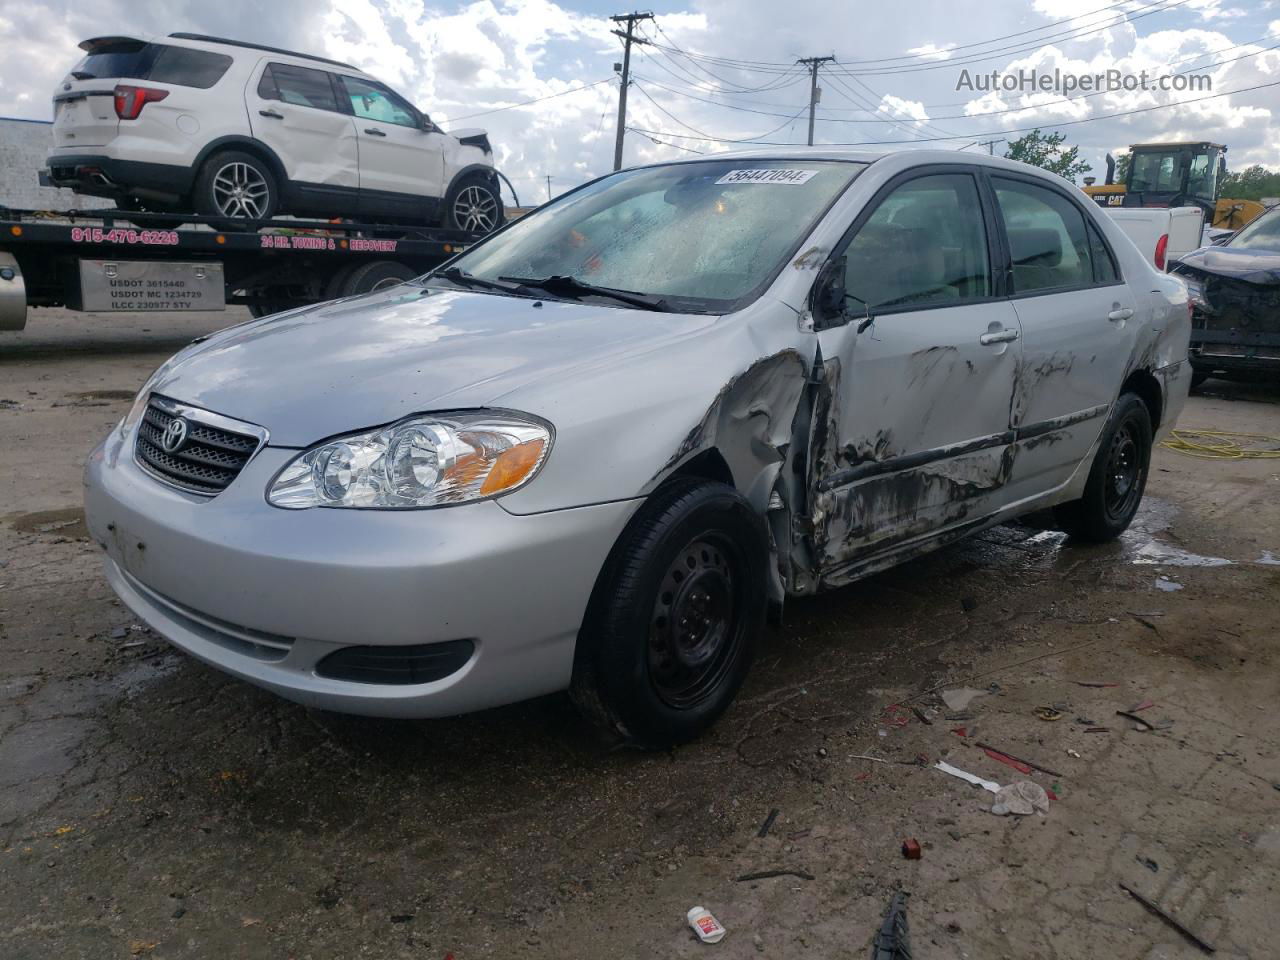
(1173, 206, 1280, 385)
(83, 149, 1191, 746)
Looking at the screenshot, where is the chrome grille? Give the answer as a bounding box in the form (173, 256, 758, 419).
(134, 395, 265, 496)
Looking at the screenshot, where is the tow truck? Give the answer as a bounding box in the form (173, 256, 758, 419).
(0, 206, 485, 332)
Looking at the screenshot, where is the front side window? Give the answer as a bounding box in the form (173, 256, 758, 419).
(260, 63, 339, 112)
(1129, 151, 1185, 193)
(993, 178, 1094, 293)
(340, 76, 418, 127)
(444, 160, 865, 313)
(841, 173, 991, 311)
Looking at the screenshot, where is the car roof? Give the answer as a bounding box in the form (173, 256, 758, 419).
(78, 34, 367, 76)
(637, 146, 1065, 177)
(167, 33, 358, 70)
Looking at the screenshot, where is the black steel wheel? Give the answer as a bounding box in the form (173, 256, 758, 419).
(571, 478, 767, 747)
(1054, 392, 1153, 542)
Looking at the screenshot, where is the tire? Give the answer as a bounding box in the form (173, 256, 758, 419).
(444, 173, 504, 234)
(1053, 393, 1153, 542)
(570, 478, 768, 748)
(340, 261, 416, 297)
(193, 150, 278, 228)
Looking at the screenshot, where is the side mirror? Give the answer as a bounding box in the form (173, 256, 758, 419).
(813, 256, 849, 330)
(420, 115, 437, 133)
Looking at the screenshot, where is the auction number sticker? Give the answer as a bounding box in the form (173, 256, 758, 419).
(715, 168, 818, 185)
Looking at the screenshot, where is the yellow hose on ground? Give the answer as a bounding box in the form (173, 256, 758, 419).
(1161, 429, 1280, 460)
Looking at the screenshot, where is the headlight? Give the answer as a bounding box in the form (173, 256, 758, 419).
(267, 411, 551, 509)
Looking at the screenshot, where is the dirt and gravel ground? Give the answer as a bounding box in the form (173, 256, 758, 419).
(2, 308, 1279, 960)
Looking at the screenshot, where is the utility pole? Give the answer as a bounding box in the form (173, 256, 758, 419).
(545, 175, 553, 202)
(611, 11, 653, 171)
(977, 138, 1006, 155)
(797, 56, 835, 146)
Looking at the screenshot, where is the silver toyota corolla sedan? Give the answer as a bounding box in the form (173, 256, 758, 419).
(84, 149, 1191, 746)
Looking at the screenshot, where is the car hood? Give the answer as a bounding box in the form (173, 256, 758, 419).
(151, 285, 717, 447)
(1177, 245, 1280, 284)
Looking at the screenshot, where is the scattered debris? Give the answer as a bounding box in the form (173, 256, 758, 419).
(934, 760, 1001, 794)
(786, 828, 811, 841)
(950, 726, 968, 738)
(909, 705, 933, 726)
(1119, 882, 1215, 954)
(961, 596, 978, 612)
(901, 838, 922, 860)
(1154, 577, 1184, 592)
(1129, 699, 1155, 712)
(757, 808, 780, 838)
(129, 941, 158, 956)
(1137, 856, 1159, 873)
(983, 747, 1032, 775)
(1066, 749, 1082, 758)
(687, 905, 727, 943)
(991, 781, 1050, 817)
(880, 704, 911, 728)
(975, 742, 1063, 777)
(1074, 680, 1120, 688)
(870, 892, 911, 960)
(109, 626, 128, 640)
(1085, 727, 1111, 734)
(1116, 710, 1169, 731)
(1034, 706, 1063, 722)
(850, 754, 893, 764)
(941, 687, 989, 712)
(735, 869, 815, 882)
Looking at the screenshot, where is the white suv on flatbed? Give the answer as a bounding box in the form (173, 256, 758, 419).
(45, 33, 504, 231)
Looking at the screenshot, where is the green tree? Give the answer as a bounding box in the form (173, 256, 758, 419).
(1220, 164, 1280, 201)
(1111, 151, 1130, 185)
(1003, 128, 1092, 183)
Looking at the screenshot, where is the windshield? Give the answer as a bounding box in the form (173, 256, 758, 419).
(1129, 151, 1186, 193)
(441, 159, 865, 313)
(1230, 210, 1280, 251)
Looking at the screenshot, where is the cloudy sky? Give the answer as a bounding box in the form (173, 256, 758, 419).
(1, 0, 1277, 204)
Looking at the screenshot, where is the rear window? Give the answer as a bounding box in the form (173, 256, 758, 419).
(71, 42, 231, 89)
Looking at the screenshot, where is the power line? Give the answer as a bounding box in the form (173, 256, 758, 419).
(446, 78, 614, 122)
(797, 56, 836, 145)
(628, 127, 706, 154)
(627, 76, 1280, 146)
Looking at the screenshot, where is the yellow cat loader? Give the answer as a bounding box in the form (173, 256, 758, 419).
(1082, 142, 1266, 231)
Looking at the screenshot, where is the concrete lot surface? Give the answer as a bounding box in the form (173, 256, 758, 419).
(2, 308, 1278, 959)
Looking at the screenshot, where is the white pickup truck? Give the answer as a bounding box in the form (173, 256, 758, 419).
(1104, 206, 1205, 273)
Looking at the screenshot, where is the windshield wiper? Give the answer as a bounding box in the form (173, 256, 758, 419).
(432, 266, 530, 295)
(498, 275, 668, 311)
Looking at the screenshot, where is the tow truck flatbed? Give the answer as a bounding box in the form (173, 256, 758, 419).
(0, 206, 483, 331)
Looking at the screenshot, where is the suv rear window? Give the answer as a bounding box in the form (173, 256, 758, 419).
(71, 42, 231, 89)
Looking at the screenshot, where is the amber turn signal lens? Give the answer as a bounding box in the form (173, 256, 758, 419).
(480, 438, 547, 495)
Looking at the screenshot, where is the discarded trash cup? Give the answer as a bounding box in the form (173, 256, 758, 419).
(901, 838, 922, 859)
(688, 905, 727, 944)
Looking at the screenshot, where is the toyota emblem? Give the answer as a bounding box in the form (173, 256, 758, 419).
(161, 417, 189, 453)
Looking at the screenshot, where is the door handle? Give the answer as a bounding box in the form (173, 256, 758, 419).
(979, 328, 1020, 346)
(1108, 307, 1134, 322)
(364, 128, 387, 137)
(258, 108, 283, 119)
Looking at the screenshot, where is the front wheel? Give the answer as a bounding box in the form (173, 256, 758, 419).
(571, 479, 767, 748)
(444, 174, 504, 234)
(1053, 393, 1153, 542)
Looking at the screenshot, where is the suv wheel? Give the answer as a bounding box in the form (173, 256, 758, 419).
(571, 478, 767, 748)
(445, 174, 504, 234)
(1053, 392, 1153, 542)
(194, 151, 278, 226)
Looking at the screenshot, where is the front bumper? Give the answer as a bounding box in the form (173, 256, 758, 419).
(84, 425, 639, 718)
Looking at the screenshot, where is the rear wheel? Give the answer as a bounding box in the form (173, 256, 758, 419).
(339, 261, 416, 297)
(444, 173, 504, 234)
(571, 479, 767, 748)
(1054, 392, 1152, 542)
(194, 151, 278, 228)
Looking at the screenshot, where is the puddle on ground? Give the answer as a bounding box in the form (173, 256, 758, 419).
(1258, 551, 1280, 566)
(1131, 541, 1232, 567)
(1155, 576, 1184, 592)
(5, 506, 88, 539)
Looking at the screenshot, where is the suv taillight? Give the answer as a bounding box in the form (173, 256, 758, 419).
(113, 85, 168, 120)
(1154, 233, 1169, 271)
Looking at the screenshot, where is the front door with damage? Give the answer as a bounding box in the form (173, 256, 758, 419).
(810, 169, 1022, 584)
